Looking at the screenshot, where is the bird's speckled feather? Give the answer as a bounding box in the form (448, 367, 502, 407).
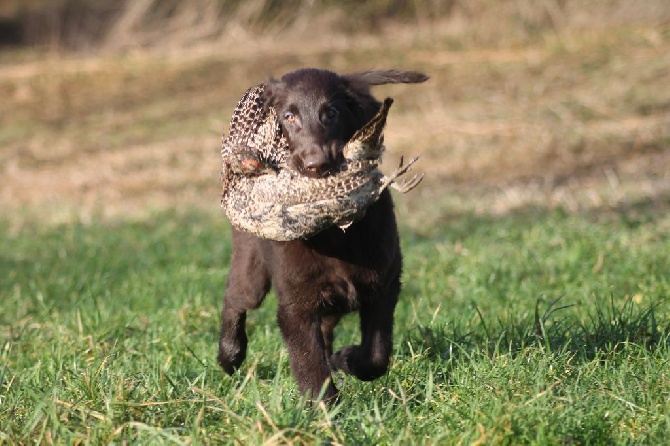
(220, 84, 422, 241)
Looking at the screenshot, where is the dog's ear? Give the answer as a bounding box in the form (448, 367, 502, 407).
(263, 77, 281, 111)
(338, 75, 381, 124)
(343, 70, 429, 87)
(341, 69, 427, 122)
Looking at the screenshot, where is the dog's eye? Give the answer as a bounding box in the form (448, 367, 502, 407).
(284, 112, 296, 124)
(325, 107, 338, 120)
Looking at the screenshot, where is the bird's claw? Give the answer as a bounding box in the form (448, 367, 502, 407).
(385, 155, 424, 193)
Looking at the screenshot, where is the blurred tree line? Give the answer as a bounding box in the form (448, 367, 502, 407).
(1, 0, 665, 51)
(0, 0, 457, 50)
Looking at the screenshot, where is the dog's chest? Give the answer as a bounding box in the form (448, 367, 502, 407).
(270, 240, 382, 311)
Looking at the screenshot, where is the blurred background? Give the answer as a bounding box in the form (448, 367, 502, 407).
(1, 0, 669, 231)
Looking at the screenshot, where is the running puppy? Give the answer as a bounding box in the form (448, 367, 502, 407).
(217, 68, 428, 400)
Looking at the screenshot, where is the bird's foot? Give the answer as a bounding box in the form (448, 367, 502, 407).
(384, 155, 424, 193)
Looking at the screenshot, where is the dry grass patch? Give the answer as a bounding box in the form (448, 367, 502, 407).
(1, 15, 669, 227)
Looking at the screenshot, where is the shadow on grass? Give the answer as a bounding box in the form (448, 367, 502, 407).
(400, 295, 670, 366)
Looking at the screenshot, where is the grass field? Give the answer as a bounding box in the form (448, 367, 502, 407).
(2, 210, 669, 443)
(2, 1, 670, 444)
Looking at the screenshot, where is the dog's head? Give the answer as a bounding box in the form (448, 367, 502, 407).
(265, 68, 428, 178)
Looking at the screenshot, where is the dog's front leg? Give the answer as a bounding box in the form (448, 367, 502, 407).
(330, 275, 400, 381)
(218, 230, 271, 374)
(277, 304, 338, 401)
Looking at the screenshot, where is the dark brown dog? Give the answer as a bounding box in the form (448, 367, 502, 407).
(218, 68, 428, 400)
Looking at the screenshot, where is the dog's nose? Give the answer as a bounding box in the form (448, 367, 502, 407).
(305, 158, 325, 176)
(303, 152, 334, 178)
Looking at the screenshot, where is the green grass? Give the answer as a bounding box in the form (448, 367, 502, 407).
(1, 208, 669, 444)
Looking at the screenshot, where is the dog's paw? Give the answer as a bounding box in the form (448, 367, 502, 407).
(330, 345, 390, 381)
(329, 345, 358, 374)
(217, 338, 246, 375)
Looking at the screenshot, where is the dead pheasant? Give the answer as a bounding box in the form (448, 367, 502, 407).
(220, 84, 423, 241)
